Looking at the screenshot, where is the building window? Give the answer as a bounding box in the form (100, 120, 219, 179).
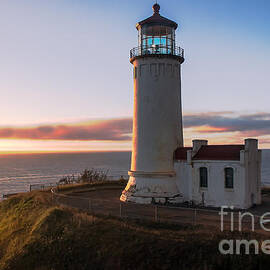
(200, 167, 208, 188)
(225, 168, 234, 189)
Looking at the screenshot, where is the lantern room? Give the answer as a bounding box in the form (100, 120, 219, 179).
(130, 3, 184, 61)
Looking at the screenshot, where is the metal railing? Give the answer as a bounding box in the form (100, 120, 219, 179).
(30, 183, 57, 192)
(130, 44, 184, 59)
(29, 175, 127, 192)
(1, 175, 128, 200)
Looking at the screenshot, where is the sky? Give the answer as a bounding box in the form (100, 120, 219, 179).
(0, 0, 269, 152)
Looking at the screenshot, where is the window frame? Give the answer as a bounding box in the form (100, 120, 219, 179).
(139, 25, 175, 55)
(199, 167, 208, 189)
(225, 167, 234, 189)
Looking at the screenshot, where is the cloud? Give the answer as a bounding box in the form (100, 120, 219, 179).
(0, 118, 133, 141)
(183, 112, 270, 136)
(0, 112, 269, 142)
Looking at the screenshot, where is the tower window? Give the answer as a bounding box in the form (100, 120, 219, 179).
(225, 168, 234, 189)
(200, 167, 208, 188)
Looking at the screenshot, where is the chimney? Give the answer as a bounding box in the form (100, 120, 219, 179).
(192, 140, 208, 155)
(245, 138, 258, 151)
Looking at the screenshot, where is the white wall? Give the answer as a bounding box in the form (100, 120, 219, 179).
(244, 139, 262, 207)
(175, 160, 252, 209)
(130, 57, 183, 173)
(121, 56, 184, 203)
(192, 161, 246, 208)
(174, 161, 192, 201)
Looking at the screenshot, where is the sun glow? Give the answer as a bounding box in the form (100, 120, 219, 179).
(0, 139, 132, 154)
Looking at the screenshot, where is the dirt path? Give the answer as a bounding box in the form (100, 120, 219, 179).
(51, 185, 270, 232)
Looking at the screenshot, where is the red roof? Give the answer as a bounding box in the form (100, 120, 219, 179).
(174, 147, 192, 160)
(174, 145, 245, 161)
(193, 145, 245, 161)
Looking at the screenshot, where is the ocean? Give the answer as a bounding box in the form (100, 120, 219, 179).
(0, 150, 269, 197)
(0, 152, 131, 197)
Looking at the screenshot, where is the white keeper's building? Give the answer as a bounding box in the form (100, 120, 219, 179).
(174, 139, 261, 209)
(120, 4, 262, 209)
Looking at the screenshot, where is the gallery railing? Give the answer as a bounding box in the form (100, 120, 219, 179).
(130, 44, 184, 59)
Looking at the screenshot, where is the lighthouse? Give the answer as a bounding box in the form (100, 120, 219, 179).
(120, 4, 185, 204)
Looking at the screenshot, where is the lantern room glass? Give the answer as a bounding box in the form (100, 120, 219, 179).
(138, 25, 175, 55)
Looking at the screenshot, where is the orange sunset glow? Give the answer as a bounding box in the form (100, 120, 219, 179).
(1, 111, 270, 153)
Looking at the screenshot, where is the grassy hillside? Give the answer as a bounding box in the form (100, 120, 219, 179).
(0, 190, 269, 270)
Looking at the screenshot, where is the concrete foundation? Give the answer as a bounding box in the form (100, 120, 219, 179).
(120, 171, 183, 204)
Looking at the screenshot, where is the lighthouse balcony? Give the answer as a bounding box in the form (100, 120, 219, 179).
(130, 44, 184, 62)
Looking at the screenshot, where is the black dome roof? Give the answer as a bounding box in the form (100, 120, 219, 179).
(136, 4, 178, 30)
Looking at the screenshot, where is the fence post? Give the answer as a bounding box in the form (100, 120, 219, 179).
(194, 209, 197, 226)
(120, 202, 122, 218)
(54, 193, 58, 205)
(88, 199, 92, 213)
(155, 205, 158, 222)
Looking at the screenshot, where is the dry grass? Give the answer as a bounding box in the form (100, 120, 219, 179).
(56, 179, 127, 193)
(0, 190, 270, 270)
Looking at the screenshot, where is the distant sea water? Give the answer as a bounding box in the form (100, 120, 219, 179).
(0, 152, 131, 198)
(0, 150, 270, 198)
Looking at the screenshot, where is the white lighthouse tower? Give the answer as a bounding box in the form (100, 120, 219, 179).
(121, 4, 185, 204)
